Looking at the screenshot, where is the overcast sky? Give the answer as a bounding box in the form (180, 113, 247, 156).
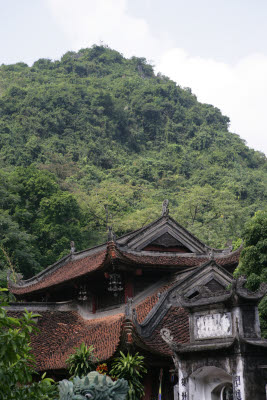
(1, 0, 267, 155)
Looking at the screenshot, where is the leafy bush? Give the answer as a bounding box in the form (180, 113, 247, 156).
(66, 343, 97, 377)
(0, 288, 57, 399)
(110, 352, 147, 400)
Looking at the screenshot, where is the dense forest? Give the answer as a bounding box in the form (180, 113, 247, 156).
(0, 45, 266, 280)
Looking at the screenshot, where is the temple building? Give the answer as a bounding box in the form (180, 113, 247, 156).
(8, 202, 267, 400)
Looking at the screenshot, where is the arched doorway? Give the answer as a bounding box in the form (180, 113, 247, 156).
(188, 366, 233, 400)
(211, 382, 233, 399)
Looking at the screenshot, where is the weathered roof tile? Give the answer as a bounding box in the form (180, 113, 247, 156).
(11, 249, 107, 295)
(9, 311, 124, 371)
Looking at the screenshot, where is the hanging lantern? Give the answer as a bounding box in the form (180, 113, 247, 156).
(78, 285, 88, 301)
(108, 272, 123, 297)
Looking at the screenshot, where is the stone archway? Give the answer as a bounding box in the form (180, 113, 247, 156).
(188, 366, 233, 400)
(211, 382, 233, 400)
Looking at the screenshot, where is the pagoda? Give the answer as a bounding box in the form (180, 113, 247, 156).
(9, 201, 267, 399)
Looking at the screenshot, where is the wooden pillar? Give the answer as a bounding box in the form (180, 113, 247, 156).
(143, 371, 152, 400)
(124, 276, 133, 303)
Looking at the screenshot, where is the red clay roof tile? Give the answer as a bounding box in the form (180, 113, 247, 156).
(10, 244, 240, 296)
(118, 247, 241, 268)
(135, 282, 172, 324)
(9, 311, 124, 371)
(11, 249, 107, 295)
(143, 307, 190, 356)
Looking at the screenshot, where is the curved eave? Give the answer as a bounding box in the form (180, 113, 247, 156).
(244, 339, 267, 349)
(116, 245, 241, 268)
(9, 245, 108, 295)
(9, 242, 241, 296)
(174, 339, 236, 353)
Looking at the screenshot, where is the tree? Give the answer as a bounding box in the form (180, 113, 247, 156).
(234, 209, 267, 337)
(2, 167, 90, 273)
(110, 352, 147, 400)
(235, 209, 267, 290)
(0, 210, 40, 279)
(0, 288, 57, 399)
(0, 44, 266, 281)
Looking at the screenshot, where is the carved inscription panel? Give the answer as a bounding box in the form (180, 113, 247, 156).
(194, 312, 232, 339)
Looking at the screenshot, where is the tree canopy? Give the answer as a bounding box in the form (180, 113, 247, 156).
(236, 209, 267, 290)
(0, 45, 266, 279)
(234, 209, 267, 336)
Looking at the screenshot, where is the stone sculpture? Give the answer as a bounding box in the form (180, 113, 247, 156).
(58, 371, 128, 400)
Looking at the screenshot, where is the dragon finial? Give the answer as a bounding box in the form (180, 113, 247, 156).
(162, 199, 169, 217)
(70, 241, 76, 254)
(108, 226, 116, 242)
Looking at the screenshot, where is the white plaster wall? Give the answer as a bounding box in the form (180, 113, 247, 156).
(173, 383, 179, 400)
(195, 312, 232, 339)
(233, 356, 245, 400)
(232, 306, 243, 336)
(178, 360, 189, 399)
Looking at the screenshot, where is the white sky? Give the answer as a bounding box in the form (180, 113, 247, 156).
(0, 0, 267, 155)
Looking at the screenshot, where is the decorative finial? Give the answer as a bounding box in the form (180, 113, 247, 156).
(132, 308, 137, 320)
(225, 239, 233, 252)
(208, 248, 214, 260)
(70, 241, 75, 254)
(125, 297, 133, 317)
(104, 204, 109, 232)
(108, 226, 116, 242)
(162, 199, 169, 217)
(7, 270, 23, 284)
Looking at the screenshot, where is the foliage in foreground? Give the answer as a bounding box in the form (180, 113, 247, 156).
(0, 288, 57, 400)
(66, 342, 97, 378)
(110, 352, 147, 400)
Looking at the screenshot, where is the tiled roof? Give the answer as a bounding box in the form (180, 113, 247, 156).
(216, 249, 241, 266)
(9, 311, 124, 371)
(135, 282, 172, 324)
(7, 229, 240, 371)
(10, 241, 240, 296)
(118, 247, 241, 268)
(11, 249, 107, 295)
(132, 277, 190, 357)
(143, 306, 190, 355)
(7, 275, 190, 371)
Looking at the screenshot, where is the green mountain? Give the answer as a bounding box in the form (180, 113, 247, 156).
(0, 45, 266, 279)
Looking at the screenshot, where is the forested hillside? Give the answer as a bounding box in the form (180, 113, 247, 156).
(0, 45, 266, 280)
